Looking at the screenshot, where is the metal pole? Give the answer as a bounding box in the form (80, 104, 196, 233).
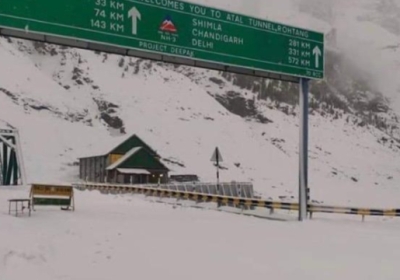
(3, 141, 9, 185)
(216, 148, 220, 190)
(0, 142, 3, 185)
(217, 165, 219, 186)
(0, 135, 16, 150)
(299, 78, 309, 221)
(14, 130, 27, 185)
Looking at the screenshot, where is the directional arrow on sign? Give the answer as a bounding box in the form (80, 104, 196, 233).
(313, 46, 322, 69)
(128, 7, 141, 35)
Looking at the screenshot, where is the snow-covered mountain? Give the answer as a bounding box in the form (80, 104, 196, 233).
(1, 0, 400, 207)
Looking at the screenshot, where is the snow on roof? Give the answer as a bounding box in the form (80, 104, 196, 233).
(116, 168, 151, 175)
(106, 146, 142, 170)
(79, 133, 135, 158)
(79, 134, 160, 159)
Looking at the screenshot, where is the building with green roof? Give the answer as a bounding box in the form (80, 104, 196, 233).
(79, 134, 169, 184)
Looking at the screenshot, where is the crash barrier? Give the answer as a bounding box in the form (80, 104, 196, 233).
(73, 182, 400, 221)
(74, 182, 299, 211)
(165, 181, 254, 198)
(30, 183, 75, 211)
(79, 181, 255, 199)
(74, 182, 260, 207)
(308, 205, 400, 221)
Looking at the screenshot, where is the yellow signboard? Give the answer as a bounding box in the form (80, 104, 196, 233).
(31, 184, 73, 196)
(30, 184, 75, 211)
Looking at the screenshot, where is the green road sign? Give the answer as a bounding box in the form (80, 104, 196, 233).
(0, 0, 324, 80)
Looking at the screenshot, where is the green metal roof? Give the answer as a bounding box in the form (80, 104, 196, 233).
(106, 146, 168, 171)
(108, 134, 159, 156)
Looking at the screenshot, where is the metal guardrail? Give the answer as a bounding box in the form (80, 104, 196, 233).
(73, 182, 400, 220)
(78, 181, 255, 199)
(164, 181, 254, 198)
(308, 205, 400, 220)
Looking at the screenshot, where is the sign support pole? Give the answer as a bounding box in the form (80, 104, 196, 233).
(211, 147, 223, 194)
(299, 78, 309, 221)
(0, 148, 2, 185)
(215, 149, 220, 190)
(216, 160, 220, 188)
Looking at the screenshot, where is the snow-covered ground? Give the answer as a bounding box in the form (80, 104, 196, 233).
(1, 187, 400, 280)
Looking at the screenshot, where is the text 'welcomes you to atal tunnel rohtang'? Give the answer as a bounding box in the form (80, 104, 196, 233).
(0, 0, 324, 79)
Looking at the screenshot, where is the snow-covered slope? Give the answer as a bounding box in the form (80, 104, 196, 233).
(1, 0, 400, 208)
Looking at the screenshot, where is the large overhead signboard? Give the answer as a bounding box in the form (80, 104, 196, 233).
(0, 0, 324, 80)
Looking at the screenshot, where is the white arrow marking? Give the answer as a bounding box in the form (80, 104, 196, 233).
(128, 7, 141, 35)
(313, 46, 322, 68)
